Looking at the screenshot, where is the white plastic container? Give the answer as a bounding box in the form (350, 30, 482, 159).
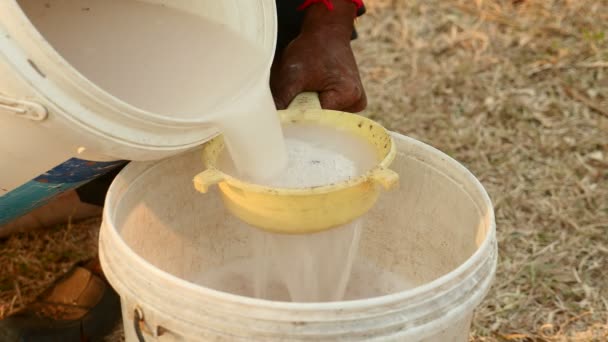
(99, 132, 497, 341)
(0, 0, 277, 225)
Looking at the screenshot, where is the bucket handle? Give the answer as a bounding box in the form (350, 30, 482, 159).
(287, 92, 322, 111)
(133, 306, 169, 341)
(0, 93, 47, 121)
(133, 307, 148, 342)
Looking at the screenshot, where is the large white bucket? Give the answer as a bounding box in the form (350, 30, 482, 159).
(0, 0, 276, 225)
(99, 132, 497, 341)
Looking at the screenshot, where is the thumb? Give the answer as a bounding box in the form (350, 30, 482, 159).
(319, 83, 366, 112)
(270, 63, 306, 110)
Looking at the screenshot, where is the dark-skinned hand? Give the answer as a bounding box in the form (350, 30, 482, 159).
(270, 0, 367, 113)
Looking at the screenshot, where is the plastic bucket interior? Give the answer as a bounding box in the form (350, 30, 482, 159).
(100, 132, 497, 341)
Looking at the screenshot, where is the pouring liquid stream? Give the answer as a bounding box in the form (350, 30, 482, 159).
(220, 124, 379, 302)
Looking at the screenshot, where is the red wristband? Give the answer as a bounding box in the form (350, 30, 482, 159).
(350, 0, 364, 9)
(297, 0, 364, 12)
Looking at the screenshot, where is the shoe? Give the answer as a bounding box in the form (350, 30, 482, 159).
(0, 258, 121, 342)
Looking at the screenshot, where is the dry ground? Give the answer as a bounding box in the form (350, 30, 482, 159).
(1, 0, 607, 341)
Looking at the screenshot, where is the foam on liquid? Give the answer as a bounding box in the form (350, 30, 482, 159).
(220, 123, 378, 188)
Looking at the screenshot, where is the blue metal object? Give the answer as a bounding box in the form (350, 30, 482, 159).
(0, 158, 125, 226)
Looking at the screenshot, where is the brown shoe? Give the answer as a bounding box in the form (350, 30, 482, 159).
(0, 258, 121, 341)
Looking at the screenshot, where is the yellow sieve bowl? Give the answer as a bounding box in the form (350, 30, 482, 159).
(193, 93, 399, 234)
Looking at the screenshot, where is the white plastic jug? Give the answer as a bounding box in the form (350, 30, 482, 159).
(0, 0, 277, 226)
(100, 132, 497, 341)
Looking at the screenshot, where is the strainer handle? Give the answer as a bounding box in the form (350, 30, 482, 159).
(287, 92, 322, 111)
(193, 169, 225, 193)
(371, 168, 400, 190)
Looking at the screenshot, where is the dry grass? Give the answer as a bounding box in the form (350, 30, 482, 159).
(354, 0, 608, 340)
(0, 218, 99, 318)
(1, 0, 607, 341)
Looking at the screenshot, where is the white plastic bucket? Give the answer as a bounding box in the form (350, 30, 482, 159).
(0, 0, 277, 225)
(99, 132, 497, 341)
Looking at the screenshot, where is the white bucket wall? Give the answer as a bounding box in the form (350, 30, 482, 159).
(99, 132, 497, 341)
(0, 0, 277, 225)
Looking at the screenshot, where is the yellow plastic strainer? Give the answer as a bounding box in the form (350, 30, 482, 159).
(193, 93, 399, 234)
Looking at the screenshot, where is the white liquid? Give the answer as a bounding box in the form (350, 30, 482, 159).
(215, 90, 288, 181)
(220, 123, 378, 188)
(194, 245, 415, 302)
(19, 0, 288, 181)
(218, 125, 379, 302)
(251, 220, 363, 302)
